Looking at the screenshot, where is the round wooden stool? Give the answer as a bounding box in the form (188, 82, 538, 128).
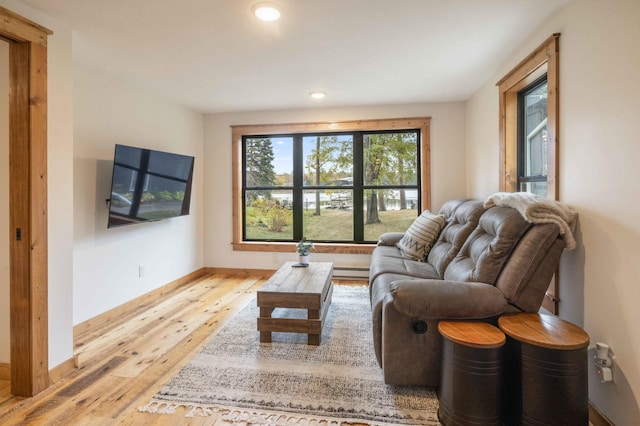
(498, 313, 590, 425)
(438, 321, 506, 426)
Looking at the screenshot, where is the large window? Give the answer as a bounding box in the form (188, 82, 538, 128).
(232, 118, 431, 254)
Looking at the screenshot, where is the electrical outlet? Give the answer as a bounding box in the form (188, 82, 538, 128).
(594, 342, 615, 383)
(138, 264, 145, 278)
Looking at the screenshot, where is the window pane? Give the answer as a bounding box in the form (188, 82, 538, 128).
(244, 190, 293, 240)
(364, 132, 418, 186)
(303, 135, 353, 186)
(302, 190, 353, 241)
(518, 181, 548, 197)
(363, 188, 418, 242)
(523, 82, 548, 179)
(245, 137, 293, 188)
(517, 81, 548, 196)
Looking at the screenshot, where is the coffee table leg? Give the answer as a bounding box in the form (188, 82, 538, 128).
(308, 308, 320, 345)
(308, 333, 320, 345)
(260, 330, 272, 343)
(259, 306, 274, 343)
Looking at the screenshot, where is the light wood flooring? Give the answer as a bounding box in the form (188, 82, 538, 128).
(0, 272, 363, 425)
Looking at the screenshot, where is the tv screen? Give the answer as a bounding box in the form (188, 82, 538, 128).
(107, 144, 194, 228)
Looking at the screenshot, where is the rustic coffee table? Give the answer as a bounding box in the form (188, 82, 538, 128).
(257, 261, 333, 345)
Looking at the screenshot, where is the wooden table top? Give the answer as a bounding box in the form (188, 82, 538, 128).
(258, 261, 334, 296)
(498, 313, 589, 350)
(438, 321, 506, 349)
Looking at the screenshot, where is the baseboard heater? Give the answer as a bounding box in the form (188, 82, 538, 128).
(333, 266, 369, 280)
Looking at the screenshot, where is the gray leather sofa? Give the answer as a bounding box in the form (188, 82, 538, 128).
(369, 199, 567, 386)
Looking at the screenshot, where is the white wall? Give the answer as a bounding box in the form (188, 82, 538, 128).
(465, 0, 640, 423)
(204, 103, 467, 270)
(73, 63, 205, 325)
(46, 11, 75, 369)
(0, 0, 76, 370)
(0, 40, 8, 364)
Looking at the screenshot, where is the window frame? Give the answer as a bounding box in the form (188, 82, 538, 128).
(496, 33, 560, 314)
(497, 33, 559, 199)
(232, 117, 431, 255)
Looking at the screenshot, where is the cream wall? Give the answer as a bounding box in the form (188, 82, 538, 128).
(465, 0, 640, 423)
(73, 63, 205, 325)
(204, 103, 467, 270)
(0, 40, 8, 364)
(46, 10, 75, 369)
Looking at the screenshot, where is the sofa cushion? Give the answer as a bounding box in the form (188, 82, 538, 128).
(428, 200, 486, 277)
(371, 245, 407, 261)
(495, 223, 564, 311)
(370, 253, 439, 282)
(437, 198, 469, 221)
(390, 279, 508, 319)
(396, 210, 445, 261)
(444, 206, 531, 285)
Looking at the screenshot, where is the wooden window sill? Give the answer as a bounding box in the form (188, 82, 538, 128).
(233, 241, 376, 255)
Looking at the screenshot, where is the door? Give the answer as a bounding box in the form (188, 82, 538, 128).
(0, 6, 52, 397)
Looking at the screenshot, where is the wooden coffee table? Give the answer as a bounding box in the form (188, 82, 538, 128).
(257, 261, 333, 345)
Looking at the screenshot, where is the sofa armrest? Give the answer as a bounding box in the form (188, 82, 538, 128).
(378, 232, 405, 246)
(389, 279, 508, 319)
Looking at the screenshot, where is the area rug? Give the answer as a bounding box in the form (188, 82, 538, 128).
(138, 285, 440, 425)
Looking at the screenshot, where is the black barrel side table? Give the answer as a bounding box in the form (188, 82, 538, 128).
(498, 313, 590, 425)
(438, 321, 506, 425)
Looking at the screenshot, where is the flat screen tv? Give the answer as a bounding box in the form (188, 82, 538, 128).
(107, 144, 194, 228)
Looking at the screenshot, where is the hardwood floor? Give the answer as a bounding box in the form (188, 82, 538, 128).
(0, 272, 601, 426)
(0, 272, 364, 425)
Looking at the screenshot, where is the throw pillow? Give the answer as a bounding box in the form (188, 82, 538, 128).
(396, 210, 446, 261)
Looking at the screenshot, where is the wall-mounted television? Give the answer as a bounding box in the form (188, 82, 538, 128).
(107, 144, 194, 228)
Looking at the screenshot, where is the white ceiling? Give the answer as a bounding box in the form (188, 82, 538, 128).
(19, 0, 568, 113)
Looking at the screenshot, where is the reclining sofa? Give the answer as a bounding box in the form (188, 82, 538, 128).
(369, 198, 569, 386)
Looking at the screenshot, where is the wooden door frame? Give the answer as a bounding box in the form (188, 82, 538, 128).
(0, 6, 52, 397)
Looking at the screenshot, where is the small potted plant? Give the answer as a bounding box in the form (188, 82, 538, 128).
(296, 237, 315, 265)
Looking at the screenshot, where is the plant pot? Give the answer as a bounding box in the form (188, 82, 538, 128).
(298, 255, 309, 265)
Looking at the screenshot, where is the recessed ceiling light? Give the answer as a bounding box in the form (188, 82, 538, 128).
(310, 92, 326, 99)
(252, 3, 281, 22)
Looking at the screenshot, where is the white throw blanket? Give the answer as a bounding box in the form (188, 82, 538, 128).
(484, 192, 578, 250)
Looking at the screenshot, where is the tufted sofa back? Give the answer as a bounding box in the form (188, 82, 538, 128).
(444, 206, 530, 284)
(428, 199, 486, 278)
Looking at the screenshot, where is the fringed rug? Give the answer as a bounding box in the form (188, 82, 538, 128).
(139, 284, 440, 425)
